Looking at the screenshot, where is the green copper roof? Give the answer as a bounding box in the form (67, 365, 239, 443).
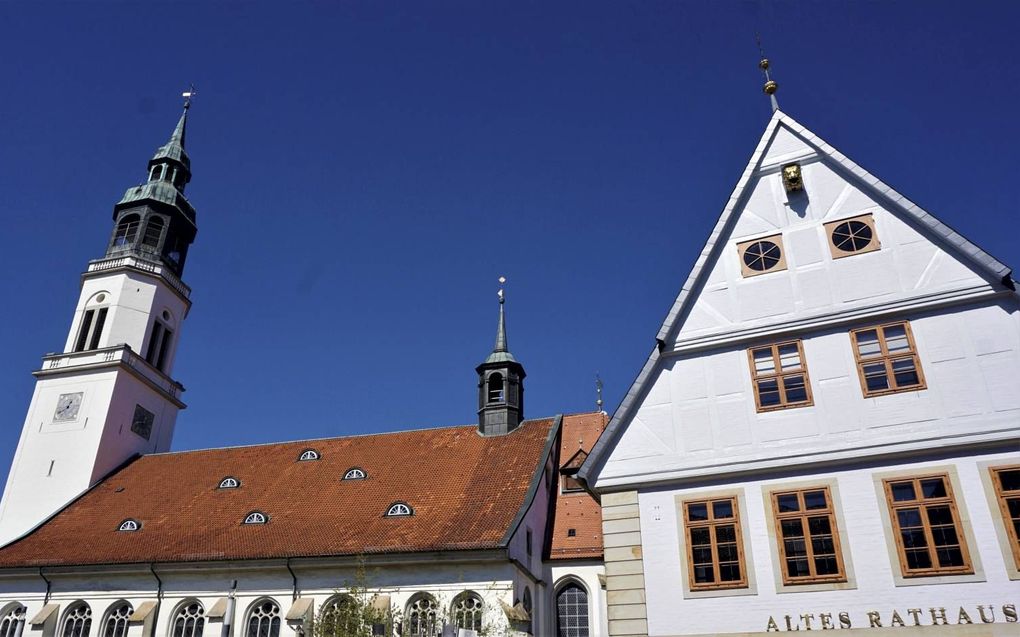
(150, 108, 190, 170)
(482, 297, 519, 365)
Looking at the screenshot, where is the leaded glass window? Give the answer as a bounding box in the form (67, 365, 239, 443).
(61, 604, 91, 637)
(171, 601, 205, 637)
(245, 600, 280, 637)
(405, 594, 438, 637)
(0, 605, 26, 637)
(556, 584, 589, 637)
(451, 592, 483, 632)
(102, 603, 132, 637)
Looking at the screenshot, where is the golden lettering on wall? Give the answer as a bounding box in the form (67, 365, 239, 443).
(765, 604, 1017, 631)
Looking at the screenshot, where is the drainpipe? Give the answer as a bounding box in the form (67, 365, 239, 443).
(221, 581, 237, 637)
(286, 558, 299, 601)
(150, 564, 164, 637)
(38, 568, 52, 604)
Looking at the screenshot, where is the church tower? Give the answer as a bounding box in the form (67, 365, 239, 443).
(476, 281, 526, 435)
(0, 104, 200, 545)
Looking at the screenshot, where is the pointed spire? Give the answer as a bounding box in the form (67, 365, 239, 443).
(757, 35, 779, 113)
(484, 276, 518, 364)
(169, 107, 188, 149)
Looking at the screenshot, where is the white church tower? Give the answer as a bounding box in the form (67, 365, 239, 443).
(0, 103, 199, 545)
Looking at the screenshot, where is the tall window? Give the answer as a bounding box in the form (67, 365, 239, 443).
(451, 592, 483, 632)
(488, 373, 504, 402)
(149, 165, 164, 182)
(0, 605, 26, 637)
(245, 600, 280, 637)
(850, 322, 925, 396)
(556, 583, 589, 637)
(682, 496, 746, 590)
(991, 466, 1020, 569)
(113, 214, 141, 247)
(405, 594, 438, 637)
(145, 319, 174, 371)
(102, 603, 132, 637)
(884, 474, 972, 576)
(142, 216, 164, 249)
(171, 602, 205, 637)
(770, 487, 845, 584)
(61, 603, 91, 637)
(319, 596, 359, 637)
(748, 340, 812, 411)
(75, 303, 109, 352)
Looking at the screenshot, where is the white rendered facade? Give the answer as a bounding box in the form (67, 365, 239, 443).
(580, 111, 1020, 636)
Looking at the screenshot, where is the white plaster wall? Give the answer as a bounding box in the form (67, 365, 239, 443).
(635, 449, 1020, 636)
(507, 456, 555, 635)
(551, 562, 606, 637)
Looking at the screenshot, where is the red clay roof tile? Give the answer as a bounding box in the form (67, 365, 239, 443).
(549, 412, 606, 561)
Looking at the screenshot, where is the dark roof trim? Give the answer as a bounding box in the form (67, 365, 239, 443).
(499, 415, 563, 547)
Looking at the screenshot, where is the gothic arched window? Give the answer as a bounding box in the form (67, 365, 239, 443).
(451, 592, 483, 632)
(101, 602, 132, 637)
(171, 601, 205, 637)
(0, 604, 26, 637)
(318, 595, 357, 637)
(245, 600, 280, 637)
(405, 594, 438, 637)
(113, 214, 141, 247)
(555, 583, 590, 637)
(488, 373, 505, 403)
(60, 603, 92, 637)
(142, 216, 164, 249)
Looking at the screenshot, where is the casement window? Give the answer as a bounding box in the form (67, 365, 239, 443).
(884, 474, 972, 577)
(748, 340, 813, 411)
(991, 466, 1020, 569)
(850, 321, 925, 396)
(770, 487, 846, 584)
(825, 214, 880, 258)
(683, 497, 747, 590)
(737, 234, 786, 277)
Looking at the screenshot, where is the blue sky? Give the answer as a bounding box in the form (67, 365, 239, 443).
(0, 1, 1017, 465)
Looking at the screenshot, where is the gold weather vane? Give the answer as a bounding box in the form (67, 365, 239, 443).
(182, 85, 197, 109)
(756, 34, 779, 113)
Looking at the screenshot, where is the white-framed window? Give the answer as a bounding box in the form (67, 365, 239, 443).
(556, 582, 590, 637)
(101, 602, 132, 637)
(451, 592, 483, 632)
(60, 603, 92, 637)
(244, 600, 280, 637)
(0, 604, 26, 637)
(243, 511, 268, 525)
(118, 519, 140, 532)
(219, 477, 240, 489)
(343, 468, 366, 480)
(405, 594, 438, 637)
(385, 502, 412, 517)
(298, 449, 320, 462)
(170, 601, 205, 637)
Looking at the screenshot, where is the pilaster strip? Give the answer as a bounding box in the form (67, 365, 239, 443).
(602, 490, 648, 637)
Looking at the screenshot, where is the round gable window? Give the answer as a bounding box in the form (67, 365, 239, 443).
(831, 220, 873, 253)
(742, 240, 783, 272)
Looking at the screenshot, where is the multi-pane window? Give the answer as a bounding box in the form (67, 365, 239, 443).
(770, 487, 845, 584)
(683, 497, 746, 590)
(245, 600, 280, 637)
(556, 584, 589, 637)
(405, 594, 438, 637)
(142, 216, 164, 249)
(991, 466, 1020, 569)
(748, 341, 812, 411)
(112, 214, 141, 247)
(61, 604, 92, 637)
(451, 592, 483, 632)
(0, 605, 26, 637)
(851, 322, 925, 396)
(171, 602, 205, 637)
(102, 603, 132, 637)
(884, 474, 972, 576)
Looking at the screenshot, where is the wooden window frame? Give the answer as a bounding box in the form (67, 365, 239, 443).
(682, 496, 748, 591)
(850, 321, 926, 397)
(770, 487, 846, 585)
(883, 473, 973, 577)
(990, 465, 1020, 570)
(824, 213, 880, 259)
(747, 340, 814, 412)
(736, 234, 787, 278)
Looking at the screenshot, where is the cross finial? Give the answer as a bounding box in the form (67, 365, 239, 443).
(182, 84, 197, 110)
(497, 276, 506, 304)
(596, 373, 604, 413)
(756, 34, 779, 113)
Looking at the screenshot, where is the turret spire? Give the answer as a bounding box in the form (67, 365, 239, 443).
(494, 276, 508, 353)
(757, 35, 779, 113)
(476, 276, 526, 435)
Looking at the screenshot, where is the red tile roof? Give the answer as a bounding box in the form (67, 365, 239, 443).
(0, 419, 557, 567)
(548, 412, 606, 561)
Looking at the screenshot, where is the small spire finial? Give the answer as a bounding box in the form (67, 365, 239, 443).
(756, 34, 779, 113)
(182, 84, 197, 110)
(498, 275, 506, 305)
(596, 373, 605, 413)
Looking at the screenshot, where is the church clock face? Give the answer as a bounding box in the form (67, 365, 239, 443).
(53, 392, 83, 422)
(131, 405, 155, 441)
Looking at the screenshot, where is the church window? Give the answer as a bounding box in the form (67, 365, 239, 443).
(318, 596, 360, 637)
(145, 319, 174, 372)
(101, 603, 132, 637)
(522, 588, 532, 614)
(850, 321, 925, 396)
(748, 340, 813, 411)
(487, 373, 505, 403)
(526, 528, 533, 556)
(75, 305, 109, 353)
(737, 235, 786, 277)
(245, 600, 280, 637)
(770, 487, 846, 584)
(825, 214, 879, 258)
(884, 474, 972, 576)
(0, 604, 26, 637)
(385, 502, 412, 517)
(149, 165, 164, 181)
(60, 603, 91, 637)
(298, 449, 320, 461)
(113, 214, 141, 247)
(404, 594, 438, 637)
(556, 583, 589, 637)
(243, 511, 268, 525)
(117, 519, 140, 532)
(142, 216, 164, 249)
(219, 477, 240, 489)
(171, 601, 205, 637)
(451, 592, 483, 632)
(991, 466, 1020, 569)
(342, 468, 366, 480)
(682, 496, 747, 590)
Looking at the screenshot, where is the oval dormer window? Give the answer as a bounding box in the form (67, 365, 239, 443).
(219, 477, 240, 489)
(385, 502, 412, 517)
(118, 519, 140, 532)
(343, 468, 366, 481)
(298, 449, 320, 462)
(243, 512, 268, 525)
